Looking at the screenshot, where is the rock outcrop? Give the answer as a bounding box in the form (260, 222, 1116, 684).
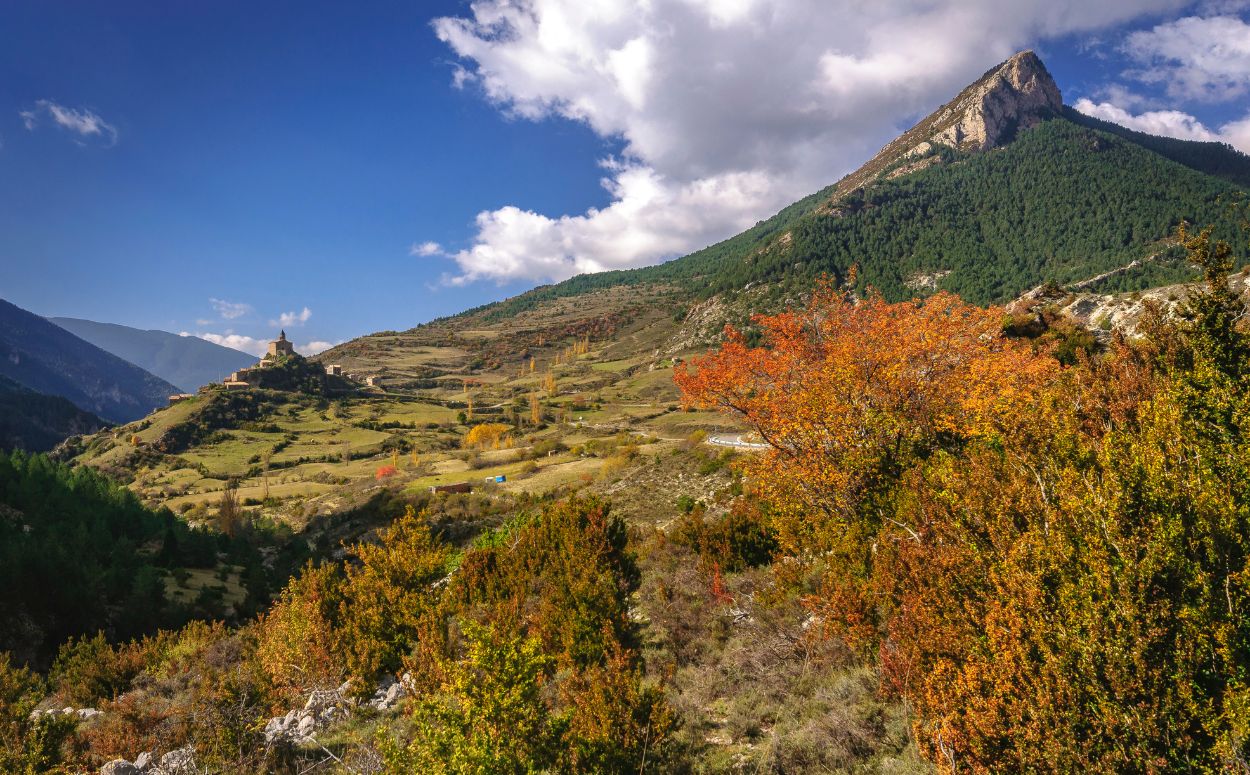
(98, 746, 197, 775)
(1007, 266, 1250, 341)
(831, 50, 1064, 197)
(263, 680, 354, 745)
(928, 50, 1062, 152)
(31, 705, 101, 721)
(262, 675, 410, 746)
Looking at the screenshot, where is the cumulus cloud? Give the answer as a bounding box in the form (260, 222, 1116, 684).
(184, 332, 267, 357)
(410, 241, 444, 257)
(1074, 97, 1250, 152)
(210, 298, 252, 320)
(20, 100, 118, 146)
(430, 0, 1185, 285)
(182, 331, 337, 358)
(1123, 14, 1250, 101)
(297, 340, 336, 356)
(273, 307, 313, 327)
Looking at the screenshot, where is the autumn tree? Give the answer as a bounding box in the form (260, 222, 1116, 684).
(675, 285, 1057, 560)
(255, 563, 345, 700)
(338, 505, 449, 680)
(216, 480, 243, 538)
(430, 497, 673, 770)
(464, 423, 511, 449)
(529, 393, 542, 425)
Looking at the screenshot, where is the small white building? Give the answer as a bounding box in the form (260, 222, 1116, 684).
(326, 364, 343, 376)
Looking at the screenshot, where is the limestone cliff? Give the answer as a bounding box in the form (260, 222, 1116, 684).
(831, 50, 1063, 199)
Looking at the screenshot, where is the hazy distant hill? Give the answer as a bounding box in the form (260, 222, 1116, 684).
(0, 298, 179, 423)
(50, 317, 255, 392)
(0, 375, 107, 451)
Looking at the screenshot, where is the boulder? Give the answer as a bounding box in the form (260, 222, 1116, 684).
(100, 761, 139, 775)
(296, 713, 316, 739)
(157, 746, 197, 775)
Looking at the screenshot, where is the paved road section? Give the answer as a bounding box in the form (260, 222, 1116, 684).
(707, 434, 770, 450)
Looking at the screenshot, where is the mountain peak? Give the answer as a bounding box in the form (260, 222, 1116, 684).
(941, 49, 1063, 150)
(832, 50, 1063, 197)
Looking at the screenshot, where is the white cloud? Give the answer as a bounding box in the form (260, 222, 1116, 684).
(445, 165, 776, 284)
(1124, 15, 1250, 102)
(182, 331, 337, 358)
(1074, 97, 1250, 152)
(410, 240, 444, 257)
(20, 99, 118, 146)
(209, 298, 252, 320)
(1222, 113, 1250, 151)
(184, 332, 267, 357)
(273, 307, 313, 327)
(430, 0, 1186, 285)
(297, 340, 337, 356)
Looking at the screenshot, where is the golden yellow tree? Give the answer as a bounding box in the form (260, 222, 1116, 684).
(529, 393, 542, 425)
(465, 423, 511, 449)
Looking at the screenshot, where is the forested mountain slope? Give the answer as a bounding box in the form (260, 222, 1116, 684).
(0, 298, 180, 424)
(0, 376, 107, 452)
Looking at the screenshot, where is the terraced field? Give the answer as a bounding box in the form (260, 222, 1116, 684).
(68, 282, 753, 531)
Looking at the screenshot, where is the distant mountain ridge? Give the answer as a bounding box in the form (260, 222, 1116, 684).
(50, 317, 255, 393)
(0, 298, 179, 423)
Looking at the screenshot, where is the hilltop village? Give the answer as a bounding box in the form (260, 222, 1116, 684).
(167, 331, 372, 405)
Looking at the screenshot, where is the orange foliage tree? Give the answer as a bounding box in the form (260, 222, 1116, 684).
(375, 464, 398, 480)
(675, 285, 1058, 559)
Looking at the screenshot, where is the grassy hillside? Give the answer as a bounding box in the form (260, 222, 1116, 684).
(50, 317, 255, 393)
(0, 298, 181, 423)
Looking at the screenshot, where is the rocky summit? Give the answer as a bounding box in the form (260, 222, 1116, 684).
(834, 50, 1064, 196)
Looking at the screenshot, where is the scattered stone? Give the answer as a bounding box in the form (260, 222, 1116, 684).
(366, 673, 409, 712)
(264, 676, 405, 746)
(100, 761, 139, 775)
(158, 745, 197, 775)
(33, 705, 103, 722)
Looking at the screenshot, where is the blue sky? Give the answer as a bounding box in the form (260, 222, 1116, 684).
(2, 1, 1247, 355)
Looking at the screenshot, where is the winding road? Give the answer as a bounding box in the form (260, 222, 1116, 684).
(706, 433, 770, 450)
